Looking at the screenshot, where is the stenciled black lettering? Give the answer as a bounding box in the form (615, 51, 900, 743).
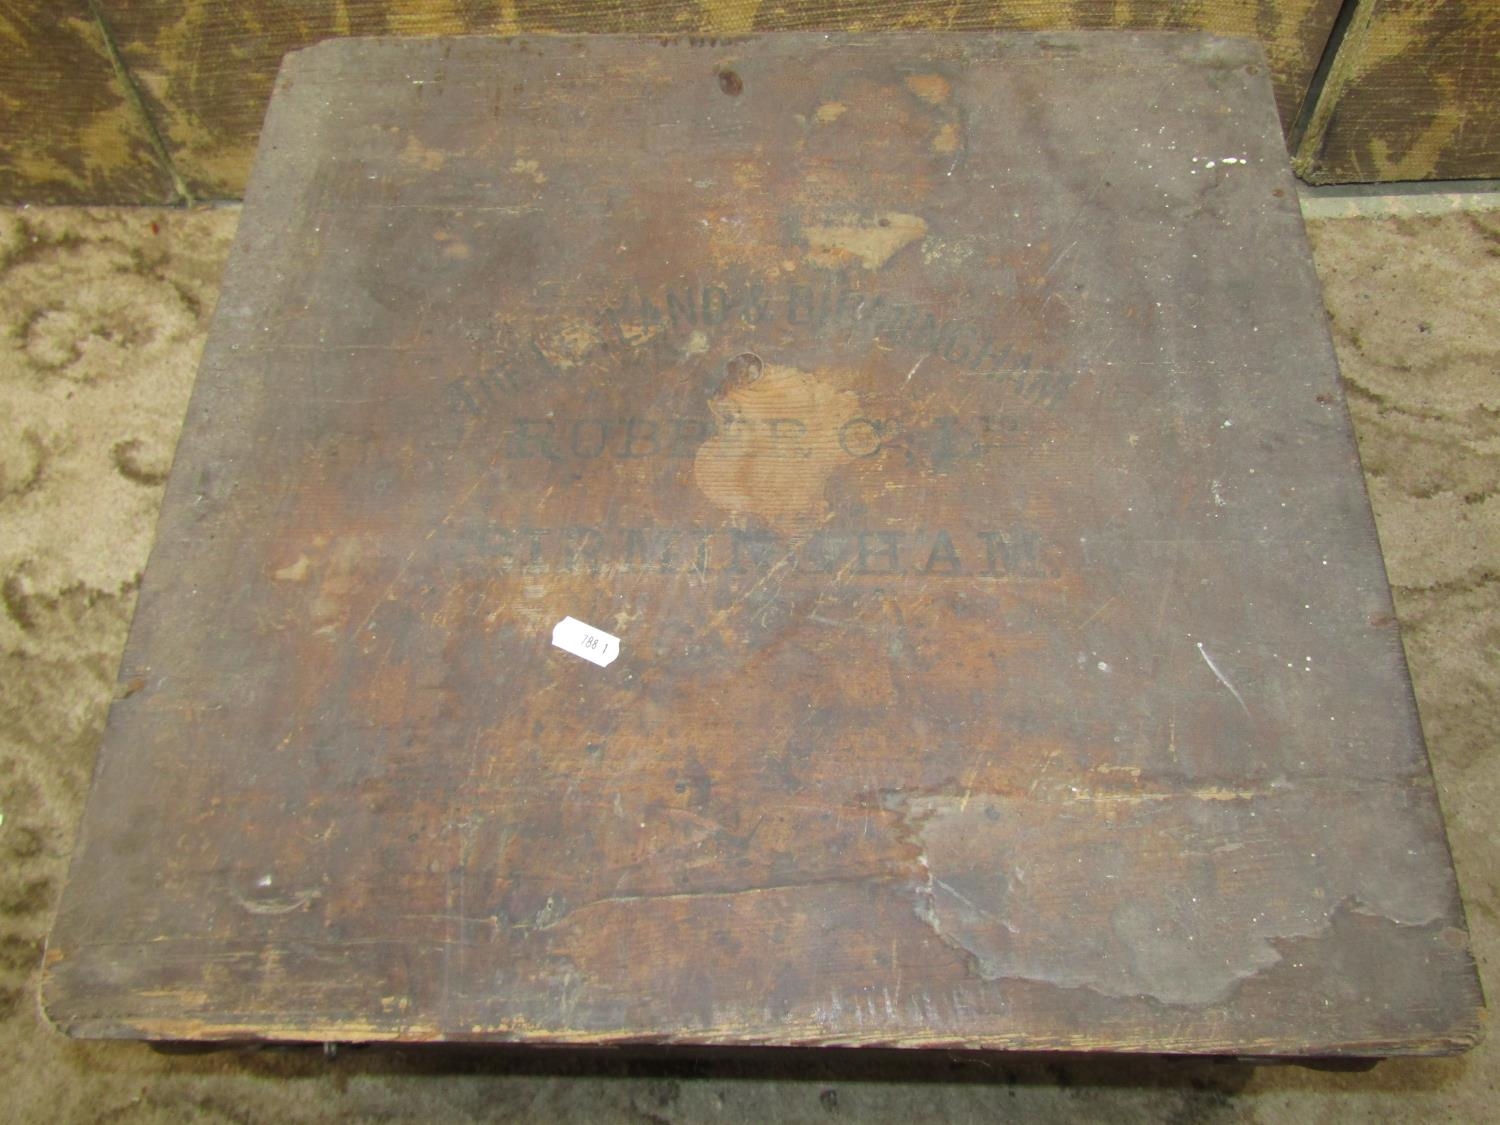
(561, 526, 605, 573)
(970, 335, 997, 370)
(832, 280, 865, 325)
(687, 530, 713, 575)
(507, 419, 561, 460)
(856, 531, 901, 575)
(599, 305, 630, 351)
(938, 321, 975, 366)
(786, 281, 815, 325)
(569, 418, 612, 459)
(447, 377, 485, 417)
(919, 530, 963, 575)
(1025, 369, 1075, 408)
(701, 284, 730, 326)
(979, 529, 1047, 578)
(522, 528, 549, 571)
(727, 528, 780, 574)
(981, 341, 1014, 373)
(623, 527, 679, 573)
(980, 344, 1034, 385)
(636, 292, 665, 329)
(741, 281, 773, 325)
(979, 413, 1020, 442)
(666, 285, 698, 328)
(848, 294, 886, 342)
(487, 527, 521, 572)
(800, 531, 851, 573)
(618, 417, 659, 458)
(529, 334, 564, 375)
(928, 416, 962, 473)
(838, 417, 884, 458)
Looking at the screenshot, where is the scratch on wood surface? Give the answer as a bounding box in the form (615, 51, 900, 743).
(1075, 595, 1117, 631)
(521, 875, 883, 931)
(1043, 239, 1077, 278)
(229, 888, 321, 915)
(958, 756, 990, 812)
(347, 455, 498, 640)
(1027, 748, 1060, 797)
(1196, 641, 1250, 717)
(932, 877, 1012, 930)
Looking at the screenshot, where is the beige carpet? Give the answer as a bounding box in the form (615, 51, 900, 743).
(0, 204, 1495, 1121)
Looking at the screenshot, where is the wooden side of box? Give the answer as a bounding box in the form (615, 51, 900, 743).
(1294, 0, 1500, 184)
(4, 1, 1342, 204)
(0, 1, 172, 204)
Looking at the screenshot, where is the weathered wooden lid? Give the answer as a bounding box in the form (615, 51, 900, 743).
(44, 32, 1482, 1055)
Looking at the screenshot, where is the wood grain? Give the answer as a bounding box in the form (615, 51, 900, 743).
(0, 1, 172, 203)
(1295, 0, 1500, 183)
(97, 1, 1341, 200)
(42, 33, 1481, 1054)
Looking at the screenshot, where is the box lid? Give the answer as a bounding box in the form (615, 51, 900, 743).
(44, 32, 1482, 1054)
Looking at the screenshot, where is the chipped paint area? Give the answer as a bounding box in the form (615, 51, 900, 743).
(921, 237, 975, 268)
(902, 787, 1456, 1006)
(229, 884, 321, 915)
(904, 74, 951, 105)
(510, 157, 547, 185)
(693, 355, 861, 534)
(400, 135, 445, 172)
(801, 212, 928, 271)
(531, 318, 603, 370)
(272, 554, 310, 582)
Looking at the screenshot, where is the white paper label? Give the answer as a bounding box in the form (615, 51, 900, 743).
(551, 616, 620, 667)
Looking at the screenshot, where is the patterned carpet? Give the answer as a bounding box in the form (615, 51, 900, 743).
(0, 204, 1495, 1121)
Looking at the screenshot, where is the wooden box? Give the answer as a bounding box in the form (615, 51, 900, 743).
(44, 33, 1482, 1056)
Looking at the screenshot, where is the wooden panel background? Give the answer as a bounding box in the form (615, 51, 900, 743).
(1294, 0, 1500, 184)
(5, 1, 1344, 204)
(0, 2, 172, 204)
